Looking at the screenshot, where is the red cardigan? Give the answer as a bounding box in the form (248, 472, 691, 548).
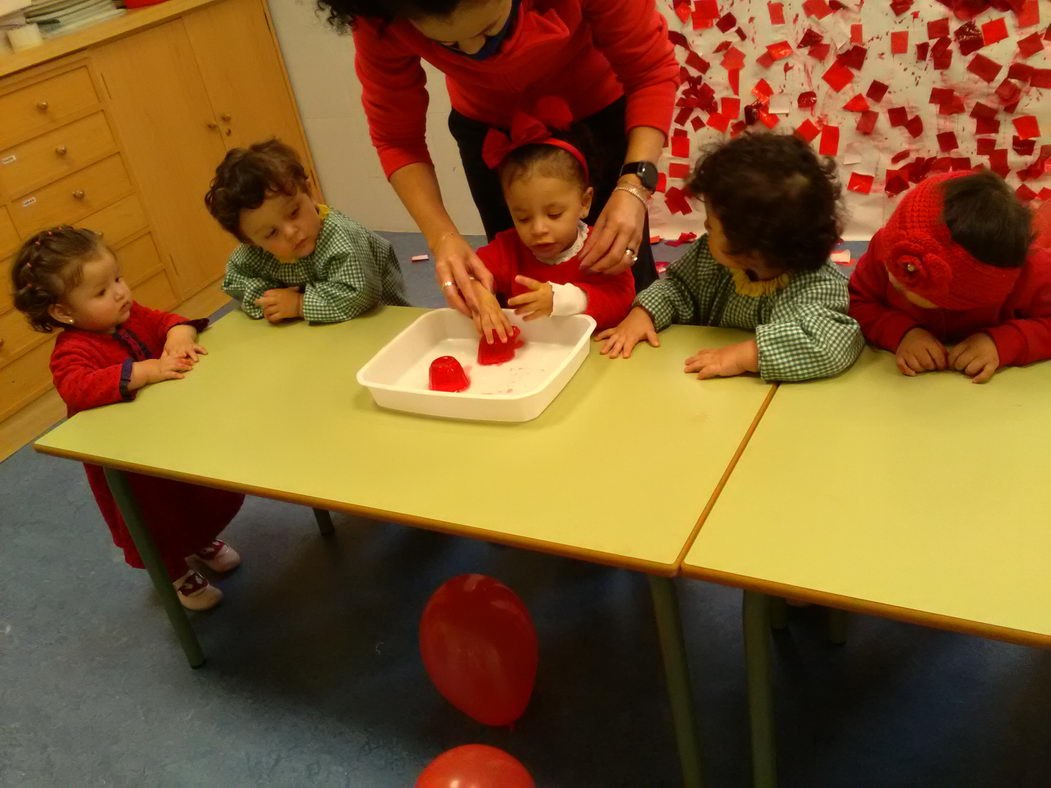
(49, 303, 242, 575)
(476, 227, 635, 330)
(353, 0, 680, 177)
(849, 229, 1051, 367)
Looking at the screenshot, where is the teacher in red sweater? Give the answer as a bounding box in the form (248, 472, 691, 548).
(318, 0, 679, 318)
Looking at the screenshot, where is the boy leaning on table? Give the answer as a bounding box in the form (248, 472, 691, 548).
(204, 137, 408, 324)
(849, 170, 1051, 383)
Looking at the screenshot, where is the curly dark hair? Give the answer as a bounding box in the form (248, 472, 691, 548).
(10, 226, 107, 333)
(497, 123, 598, 192)
(316, 0, 466, 32)
(942, 169, 1032, 269)
(689, 132, 842, 273)
(204, 138, 310, 242)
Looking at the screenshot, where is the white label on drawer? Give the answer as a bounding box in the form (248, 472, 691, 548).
(21, 196, 37, 208)
(0, 154, 15, 165)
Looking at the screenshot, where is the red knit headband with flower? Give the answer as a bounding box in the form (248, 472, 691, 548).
(883, 172, 1020, 310)
(482, 98, 589, 182)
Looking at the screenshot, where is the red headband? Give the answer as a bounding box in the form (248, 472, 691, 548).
(482, 106, 589, 182)
(883, 172, 1020, 310)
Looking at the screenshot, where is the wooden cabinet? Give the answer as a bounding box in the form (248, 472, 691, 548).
(0, 0, 315, 458)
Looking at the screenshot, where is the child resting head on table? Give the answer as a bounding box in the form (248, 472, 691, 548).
(597, 132, 863, 382)
(11, 226, 244, 611)
(848, 169, 1051, 384)
(464, 101, 636, 343)
(205, 137, 409, 324)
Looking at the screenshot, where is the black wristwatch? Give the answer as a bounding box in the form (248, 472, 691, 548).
(619, 161, 659, 192)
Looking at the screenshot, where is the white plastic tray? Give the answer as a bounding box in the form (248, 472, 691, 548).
(356, 309, 596, 422)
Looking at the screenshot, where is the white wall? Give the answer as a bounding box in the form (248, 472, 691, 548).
(266, 0, 484, 235)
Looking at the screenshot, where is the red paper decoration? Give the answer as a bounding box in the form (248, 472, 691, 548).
(891, 31, 910, 54)
(795, 119, 821, 142)
(966, 53, 1002, 82)
(819, 125, 840, 155)
(1017, 32, 1042, 57)
(981, 17, 1008, 45)
(1013, 115, 1041, 140)
(857, 110, 879, 134)
(767, 2, 785, 25)
(822, 62, 854, 91)
(867, 80, 890, 102)
(848, 172, 874, 194)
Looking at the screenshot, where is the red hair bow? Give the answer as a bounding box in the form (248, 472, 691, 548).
(481, 98, 588, 180)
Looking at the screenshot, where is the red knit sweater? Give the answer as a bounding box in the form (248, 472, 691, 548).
(49, 303, 243, 576)
(476, 227, 635, 330)
(352, 0, 680, 177)
(849, 229, 1051, 367)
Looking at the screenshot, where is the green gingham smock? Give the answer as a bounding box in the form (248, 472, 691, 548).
(635, 235, 863, 382)
(222, 206, 409, 323)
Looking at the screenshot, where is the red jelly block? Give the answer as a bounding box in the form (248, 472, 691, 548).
(429, 356, 470, 392)
(478, 326, 524, 366)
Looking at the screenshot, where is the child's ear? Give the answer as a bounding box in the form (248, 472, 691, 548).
(48, 302, 72, 325)
(580, 186, 595, 218)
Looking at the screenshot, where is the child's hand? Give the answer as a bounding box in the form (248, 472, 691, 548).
(684, 339, 759, 380)
(948, 332, 999, 384)
(162, 324, 207, 363)
(254, 287, 303, 323)
(131, 356, 193, 390)
(895, 327, 948, 376)
(470, 280, 513, 344)
(507, 276, 553, 321)
(595, 306, 660, 359)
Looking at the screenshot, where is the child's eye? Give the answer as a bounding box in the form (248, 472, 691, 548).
(291, 207, 299, 218)
(548, 212, 563, 219)
(265, 229, 276, 239)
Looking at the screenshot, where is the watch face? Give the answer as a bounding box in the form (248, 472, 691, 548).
(637, 161, 658, 191)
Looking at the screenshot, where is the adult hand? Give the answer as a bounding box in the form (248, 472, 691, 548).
(432, 232, 497, 316)
(684, 340, 759, 380)
(948, 332, 999, 384)
(594, 306, 660, 359)
(507, 276, 553, 321)
(895, 327, 948, 377)
(578, 189, 646, 275)
(162, 324, 207, 363)
(254, 288, 303, 324)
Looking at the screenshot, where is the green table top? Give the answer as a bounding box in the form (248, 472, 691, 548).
(35, 307, 774, 575)
(683, 347, 1051, 646)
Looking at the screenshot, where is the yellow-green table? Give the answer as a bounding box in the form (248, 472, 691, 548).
(682, 348, 1051, 786)
(35, 306, 776, 787)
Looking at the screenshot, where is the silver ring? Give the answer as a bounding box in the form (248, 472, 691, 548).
(440, 280, 455, 289)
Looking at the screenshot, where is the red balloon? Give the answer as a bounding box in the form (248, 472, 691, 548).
(417, 744, 534, 788)
(420, 575, 538, 726)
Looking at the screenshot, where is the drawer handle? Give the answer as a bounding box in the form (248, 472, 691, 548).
(36, 100, 49, 112)
(220, 113, 232, 122)
(72, 189, 85, 200)
(55, 145, 68, 157)
(206, 122, 219, 131)
(0, 338, 5, 349)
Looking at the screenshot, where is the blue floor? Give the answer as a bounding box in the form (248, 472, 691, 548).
(1, 234, 1047, 786)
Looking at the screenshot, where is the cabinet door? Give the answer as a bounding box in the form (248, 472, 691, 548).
(94, 20, 235, 299)
(182, 0, 315, 176)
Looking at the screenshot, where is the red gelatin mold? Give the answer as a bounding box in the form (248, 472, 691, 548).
(477, 326, 524, 366)
(429, 356, 470, 392)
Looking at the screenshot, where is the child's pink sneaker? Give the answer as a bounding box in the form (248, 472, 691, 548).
(173, 569, 222, 611)
(191, 540, 241, 573)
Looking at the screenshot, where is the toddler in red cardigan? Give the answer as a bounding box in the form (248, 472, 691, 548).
(11, 227, 244, 610)
(466, 104, 635, 342)
(849, 170, 1051, 383)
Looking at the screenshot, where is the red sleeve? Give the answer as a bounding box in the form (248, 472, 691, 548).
(50, 336, 133, 413)
(984, 247, 1051, 366)
(575, 268, 636, 331)
(352, 20, 432, 178)
(848, 230, 918, 351)
(475, 232, 518, 298)
(131, 302, 208, 347)
(583, 0, 680, 135)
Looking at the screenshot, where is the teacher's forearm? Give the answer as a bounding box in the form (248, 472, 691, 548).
(622, 126, 666, 169)
(389, 162, 459, 248)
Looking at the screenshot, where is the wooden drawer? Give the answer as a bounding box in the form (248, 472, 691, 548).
(0, 300, 48, 366)
(0, 333, 55, 422)
(0, 112, 117, 196)
(0, 207, 16, 257)
(135, 269, 177, 311)
(10, 154, 132, 237)
(116, 233, 163, 286)
(80, 194, 148, 247)
(0, 67, 99, 149)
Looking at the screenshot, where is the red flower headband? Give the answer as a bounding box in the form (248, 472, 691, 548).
(481, 100, 589, 181)
(883, 172, 1020, 310)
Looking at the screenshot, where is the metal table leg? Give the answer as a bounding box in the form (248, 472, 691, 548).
(648, 575, 704, 788)
(104, 467, 205, 668)
(743, 590, 776, 787)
